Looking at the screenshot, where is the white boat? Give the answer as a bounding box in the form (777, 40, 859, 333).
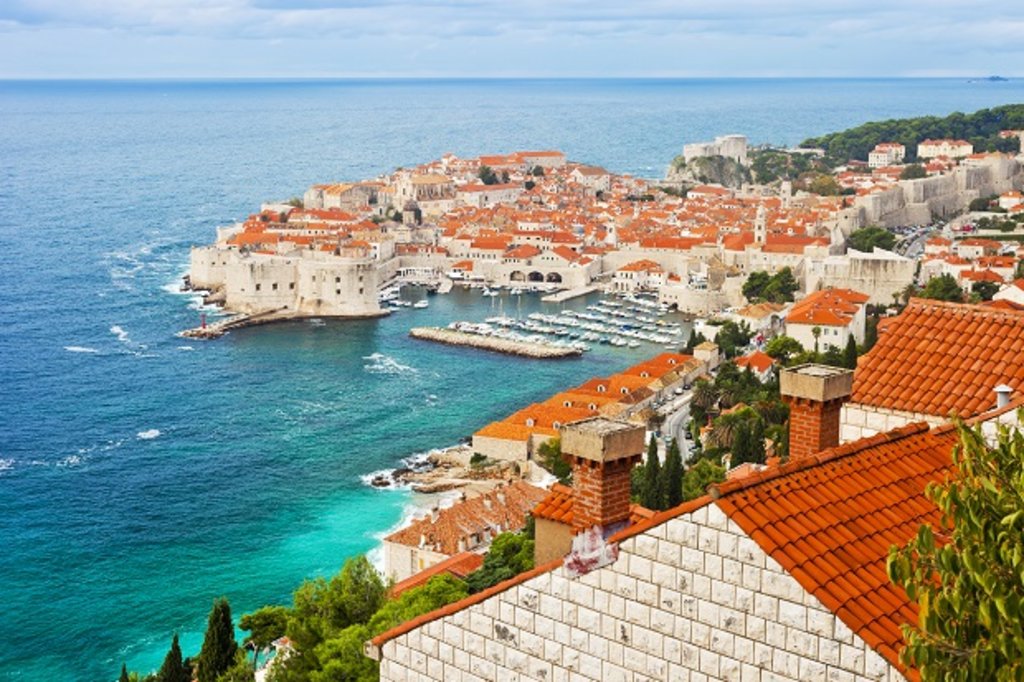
(413, 300, 429, 309)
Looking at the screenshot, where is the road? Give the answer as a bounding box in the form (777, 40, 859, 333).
(652, 392, 692, 462)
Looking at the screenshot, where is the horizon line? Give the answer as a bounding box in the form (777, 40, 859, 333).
(0, 74, 1019, 83)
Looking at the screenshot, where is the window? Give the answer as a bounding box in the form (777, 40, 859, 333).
(336, 289, 341, 295)
(255, 283, 261, 291)
(335, 276, 341, 283)
(289, 282, 295, 290)
(359, 288, 364, 294)
(272, 283, 278, 291)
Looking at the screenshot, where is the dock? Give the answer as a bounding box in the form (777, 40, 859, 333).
(409, 327, 582, 359)
(541, 285, 602, 303)
(177, 308, 288, 339)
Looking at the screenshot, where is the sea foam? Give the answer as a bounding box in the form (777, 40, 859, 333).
(137, 429, 161, 440)
(64, 346, 100, 354)
(362, 352, 418, 376)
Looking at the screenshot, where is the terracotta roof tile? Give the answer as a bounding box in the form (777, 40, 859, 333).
(852, 298, 1024, 417)
(710, 422, 955, 675)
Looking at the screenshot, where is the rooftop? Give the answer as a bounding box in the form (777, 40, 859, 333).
(852, 298, 1024, 417)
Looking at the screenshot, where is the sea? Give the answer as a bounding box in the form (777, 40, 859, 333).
(1, 78, 1022, 681)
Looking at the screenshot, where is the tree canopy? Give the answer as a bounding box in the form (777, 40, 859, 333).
(801, 104, 1024, 163)
(681, 459, 726, 502)
(888, 416, 1024, 680)
(847, 226, 896, 253)
(921, 273, 964, 302)
(465, 532, 534, 593)
(742, 268, 798, 304)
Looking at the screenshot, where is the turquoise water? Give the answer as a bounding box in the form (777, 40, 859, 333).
(1, 78, 1023, 680)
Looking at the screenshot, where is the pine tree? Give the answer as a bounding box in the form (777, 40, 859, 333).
(156, 633, 189, 682)
(843, 334, 858, 370)
(119, 663, 130, 682)
(196, 598, 237, 682)
(663, 439, 684, 508)
(640, 435, 662, 510)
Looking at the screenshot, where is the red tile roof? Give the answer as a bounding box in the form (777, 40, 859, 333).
(787, 288, 869, 326)
(852, 298, 1024, 417)
(713, 422, 955, 677)
(532, 483, 652, 525)
(384, 481, 547, 556)
(390, 551, 484, 597)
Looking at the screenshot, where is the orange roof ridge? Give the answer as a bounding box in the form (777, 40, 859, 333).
(709, 422, 932, 499)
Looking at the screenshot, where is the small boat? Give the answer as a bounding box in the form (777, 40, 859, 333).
(413, 300, 429, 309)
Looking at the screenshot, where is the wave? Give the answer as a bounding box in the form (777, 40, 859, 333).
(137, 429, 161, 440)
(177, 345, 195, 351)
(64, 346, 100, 354)
(56, 455, 83, 468)
(0, 458, 14, 475)
(362, 352, 418, 376)
(110, 325, 131, 343)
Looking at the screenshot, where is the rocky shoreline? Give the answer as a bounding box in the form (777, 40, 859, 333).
(367, 444, 522, 494)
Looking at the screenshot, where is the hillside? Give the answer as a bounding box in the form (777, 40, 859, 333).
(801, 104, 1024, 163)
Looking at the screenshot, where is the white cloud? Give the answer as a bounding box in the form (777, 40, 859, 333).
(0, 0, 1021, 77)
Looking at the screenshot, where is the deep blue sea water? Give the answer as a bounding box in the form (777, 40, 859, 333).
(1, 78, 1023, 680)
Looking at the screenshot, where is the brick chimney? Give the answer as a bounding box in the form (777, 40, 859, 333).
(561, 418, 645, 534)
(780, 364, 854, 461)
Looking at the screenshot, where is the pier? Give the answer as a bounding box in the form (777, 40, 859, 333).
(541, 285, 602, 303)
(177, 308, 292, 339)
(409, 327, 583, 358)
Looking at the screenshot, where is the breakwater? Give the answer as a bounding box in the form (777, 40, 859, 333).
(409, 327, 583, 358)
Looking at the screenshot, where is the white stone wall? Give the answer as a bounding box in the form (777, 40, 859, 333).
(376, 504, 905, 682)
(840, 403, 945, 443)
(385, 540, 450, 583)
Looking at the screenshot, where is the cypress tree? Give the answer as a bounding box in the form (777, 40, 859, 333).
(119, 663, 130, 682)
(641, 436, 661, 510)
(157, 633, 188, 682)
(196, 598, 237, 682)
(663, 439, 684, 508)
(843, 335, 858, 370)
(750, 418, 766, 465)
(731, 423, 753, 466)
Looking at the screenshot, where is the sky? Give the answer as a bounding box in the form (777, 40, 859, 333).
(1, 0, 1022, 79)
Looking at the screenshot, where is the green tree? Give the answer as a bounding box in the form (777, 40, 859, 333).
(807, 174, 840, 196)
(715, 320, 753, 359)
(119, 664, 131, 682)
(730, 423, 753, 466)
(640, 436, 662, 509)
(662, 439, 684, 508)
(367, 574, 468, 636)
(743, 268, 798, 303)
(921, 273, 964, 302)
(811, 326, 822, 354)
(537, 438, 571, 485)
(478, 165, 498, 185)
(215, 651, 253, 682)
(971, 280, 1000, 302)
(465, 532, 534, 593)
(239, 605, 288, 668)
(309, 624, 376, 682)
(531, 165, 545, 177)
(900, 164, 927, 180)
(197, 598, 238, 682)
(681, 459, 726, 502)
(847, 226, 897, 252)
(888, 416, 1024, 680)
(156, 634, 189, 682)
(683, 329, 708, 354)
(335, 556, 387, 626)
(690, 378, 720, 424)
(843, 335, 858, 370)
(765, 335, 804, 366)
